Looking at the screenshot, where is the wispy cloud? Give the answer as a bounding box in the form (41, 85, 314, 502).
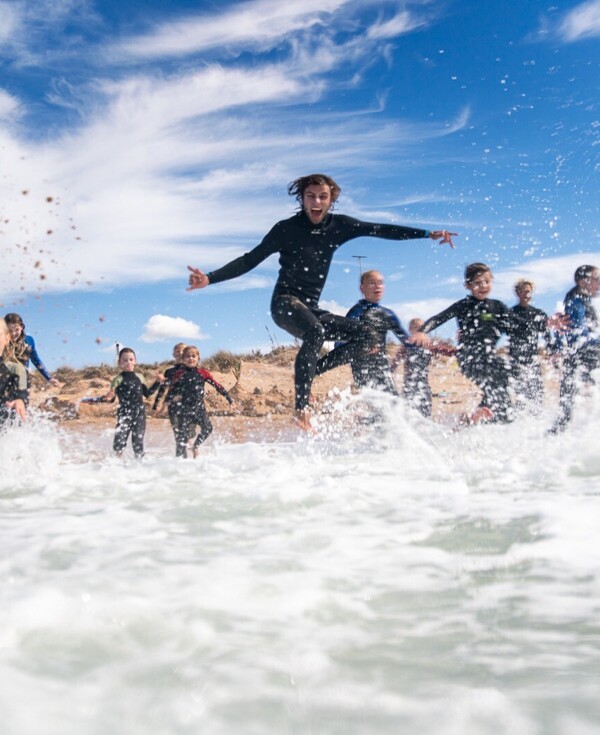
(557, 0, 600, 42)
(0, 1, 463, 300)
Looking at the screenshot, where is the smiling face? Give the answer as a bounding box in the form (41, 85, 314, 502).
(182, 348, 199, 368)
(302, 184, 333, 225)
(118, 350, 137, 372)
(7, 321, 23, 341)
(515, 283, 533, 307)
(466, 271, 493, 301)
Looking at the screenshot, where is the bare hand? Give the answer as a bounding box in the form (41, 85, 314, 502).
(429, 230, 458, 249)
(548, 313, 569, 332)
(6, 399, 26, 421)
(187, 265, 210, 291)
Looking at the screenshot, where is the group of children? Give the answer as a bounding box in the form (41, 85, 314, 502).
(0, 261, 598, 456)
(84, 343, 234, 458)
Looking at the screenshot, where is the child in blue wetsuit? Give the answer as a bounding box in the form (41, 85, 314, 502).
(550, 265, 600, 433)
(4, 313, 60, 387)
(316, 269, 408, 395)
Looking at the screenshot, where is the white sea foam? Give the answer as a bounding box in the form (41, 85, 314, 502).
(1, 395, 599, 734)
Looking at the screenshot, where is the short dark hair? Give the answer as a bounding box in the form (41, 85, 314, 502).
(118, 347, 136, 360)
(574, 264, 598, 283)
(287, 174, 341, 205)
(464, 262, 492, 284)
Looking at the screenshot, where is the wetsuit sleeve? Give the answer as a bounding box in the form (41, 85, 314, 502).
(420, 301, 461, 335)
(199, 368, 233, 403)
(137, 373, 151, 398)
(339, 216, 428, 243)
(206, 222, 283, 285)
(386, 309, 409, 343)
(25, 335, 52, 381)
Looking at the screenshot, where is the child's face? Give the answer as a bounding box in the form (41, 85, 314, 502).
(118, 351, 137, 371)
(580, 269, 600, 297)
(7, 322, 23, 340)
(173, 347, 185, 362)
(409, 319, 424, 335)
(516, 285, 533, 306)
(467, 272, 493, 301)
(183, 351, 199, 368)
(360, 273, 385, 303)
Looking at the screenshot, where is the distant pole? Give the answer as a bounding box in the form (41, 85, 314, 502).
(353, 255, 366, 278)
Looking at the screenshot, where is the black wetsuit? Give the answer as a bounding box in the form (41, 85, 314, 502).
(420, 296, 513, 422)
(166, 366, 232, 457)
(551, 287, 599, 432)
(509, 304, 551, 411)
(317, 299, 408, 395)
(402, 342, 454, 418)
(0, 359, 28, 426)
(206, 211, 429, 410)
(112, 372, 150, 457)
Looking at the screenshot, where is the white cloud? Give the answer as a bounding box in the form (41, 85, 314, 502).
(557, 0, 600, 41)
(140, 314, 208, 343)
(113, 0, 352, 61)
(0, 88, 20, 118)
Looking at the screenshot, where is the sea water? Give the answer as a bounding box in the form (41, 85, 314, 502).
(1, 391, 599, 735)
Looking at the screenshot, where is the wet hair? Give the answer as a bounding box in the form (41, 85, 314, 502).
(360, 269, 383, 286)
(514, 278, 534, 294)
(464, 262, 492, 285)
(182, 345, 199, 358)
(574, 265, 599, 283)
(118, 347, 136, 361)
(287, 174, 341, 205)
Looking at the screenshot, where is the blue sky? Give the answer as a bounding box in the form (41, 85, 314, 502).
(0, 0, 598, 370)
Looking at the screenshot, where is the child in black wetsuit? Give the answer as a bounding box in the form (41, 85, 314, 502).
(0, 318, 28, 425)
(411, 263, 513, 423)
(509, 279, 553, 414)
(398, 318, 455, 418)
(103, 348, 150, 458)
(151, 342, 187, 415)
(163, 345, 233, 458)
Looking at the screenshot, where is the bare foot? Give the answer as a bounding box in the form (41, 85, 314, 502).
(470, 406, 494, 424)
(294, 409, 314, 432)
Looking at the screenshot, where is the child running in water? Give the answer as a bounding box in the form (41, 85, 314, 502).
(410, 263, 513, 423)
(162, 345, 233, 458)
(550, 264, 600, 433)
(509, 279, 554, 414)
(151, 342, 187, 414)
(4, 313, 60, 387)
(0, 318, 28, 425)
(397, 318, 455, 418)
(101, 348, 150, 458)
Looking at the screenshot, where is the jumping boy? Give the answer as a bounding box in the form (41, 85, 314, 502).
(187, 173, 456, 429)
(410, 263, 513, 423)
(162, 345, 233, 458)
